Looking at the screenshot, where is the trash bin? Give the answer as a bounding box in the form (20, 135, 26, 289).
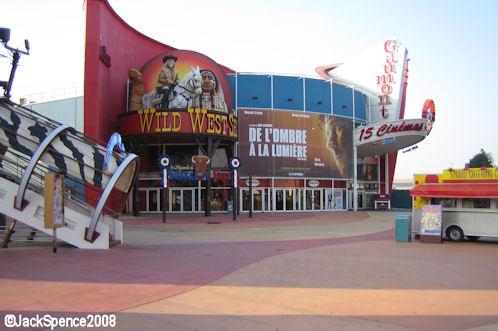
(227, 201, 233, 215)
(396, 215, 412, 242)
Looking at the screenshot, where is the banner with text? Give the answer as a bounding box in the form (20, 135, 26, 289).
(239, 109, 353, 178)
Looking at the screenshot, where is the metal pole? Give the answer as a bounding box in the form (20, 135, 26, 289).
(249, 173, 253, 218)
(352, 86, 358, 212)
(206, 137, 212, 217)
(236, 187, 240, 215)
(162, 187, 167, 223)
(52, 228, 57, 254)
(353, 145, 358, 212)
(232, 186, 237, 221)
(385, 153, 389, 195)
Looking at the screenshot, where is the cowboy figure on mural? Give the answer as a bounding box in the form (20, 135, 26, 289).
(156, 54, 179, 109)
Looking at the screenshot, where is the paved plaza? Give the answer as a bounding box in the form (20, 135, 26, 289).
(1, 211, 498, 330)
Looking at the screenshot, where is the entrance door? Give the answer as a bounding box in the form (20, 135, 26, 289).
(171, 188, 196, 212)
(349, 191, 365, 209)
(275, 189, 284, 211)
(296, 189, 304, 211)
(147, 188, 161, 213)
(285, 189, 294, 210)
(253, 189, 263, 211)
(305, 189, 322, 211)
(274, 189, 296, 211)
(242, 188, 265, 212)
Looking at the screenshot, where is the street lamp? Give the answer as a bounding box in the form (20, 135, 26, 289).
(1, 27, 30, 99)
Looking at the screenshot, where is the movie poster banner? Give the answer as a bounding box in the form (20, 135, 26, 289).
(239, 109, 353, 178)
(420, 204, 443, 243)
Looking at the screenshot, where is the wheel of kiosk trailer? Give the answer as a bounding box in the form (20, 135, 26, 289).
(446, 226, 464, 242)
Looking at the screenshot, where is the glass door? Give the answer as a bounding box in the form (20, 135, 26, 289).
(171, 188, 196, 212)
(241, 188, 266, 212)
(253, 189, 263, 211)
(285, 189, 294, 210)
(305, 189, 322, 211)
(183, 189, 193, 212)
(274, 188, 296, 211)
(171, 189, 182, 212)
(313, 189, 322, 210)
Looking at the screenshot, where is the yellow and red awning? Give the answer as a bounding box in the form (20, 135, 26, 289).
(410, 183, 498, 198)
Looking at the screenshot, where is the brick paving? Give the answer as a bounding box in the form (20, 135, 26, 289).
(1, 211, 497, 330)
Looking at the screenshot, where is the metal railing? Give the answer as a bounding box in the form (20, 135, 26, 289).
(12, 85, 83, 105)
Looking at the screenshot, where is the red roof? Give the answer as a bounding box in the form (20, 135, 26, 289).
(410, 183, 498, 198)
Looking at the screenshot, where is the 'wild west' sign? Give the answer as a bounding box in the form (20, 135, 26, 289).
(118, 108, 238, 139)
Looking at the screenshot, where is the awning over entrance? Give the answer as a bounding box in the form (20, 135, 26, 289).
(410, 183, 498, 198)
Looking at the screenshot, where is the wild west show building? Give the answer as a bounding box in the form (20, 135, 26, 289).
(84, 0, 435, 215)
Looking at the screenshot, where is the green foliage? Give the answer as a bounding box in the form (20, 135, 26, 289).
(467, 149, 495, 168)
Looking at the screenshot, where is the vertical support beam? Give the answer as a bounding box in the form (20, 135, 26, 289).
(249, 173, 253, 218)
(205, 136, 212, 217)
(352, 86, 357, 212)
(132, 140, 141, 217)
(133, 174, 139, 217)
(232, 142, 237, 221)
(235, 72, 238, 111)
(330, 79, 334, 115)
(353, 145, 358, 212)
(270, 74, 274, 110)
(385, 153, 389, 194)
(303, 77, 306, 111)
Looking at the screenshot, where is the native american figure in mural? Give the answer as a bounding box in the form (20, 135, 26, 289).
(192, 70, 228, 113)
(142, 65, 202, 110)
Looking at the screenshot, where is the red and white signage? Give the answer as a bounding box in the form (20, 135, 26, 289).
(321, 38, 408, 124)
(354, 118, 430, 157)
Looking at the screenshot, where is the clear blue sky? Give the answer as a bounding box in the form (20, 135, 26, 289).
(1, 0, 497, 179)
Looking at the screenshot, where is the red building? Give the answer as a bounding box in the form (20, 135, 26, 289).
(84, 0, 434, 215)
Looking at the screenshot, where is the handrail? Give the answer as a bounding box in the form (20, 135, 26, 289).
(15, 124, 72, 210)
(85, 153, 138, 242)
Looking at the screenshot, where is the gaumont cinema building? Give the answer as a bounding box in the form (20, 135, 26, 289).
(83, 0, 435, 215)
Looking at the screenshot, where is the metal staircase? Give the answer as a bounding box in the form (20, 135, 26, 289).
(0, 99, 139, 249)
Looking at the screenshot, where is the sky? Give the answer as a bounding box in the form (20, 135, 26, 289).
(1, 0, 498, 179)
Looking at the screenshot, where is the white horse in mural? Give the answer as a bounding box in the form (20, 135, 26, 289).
(169, 66, 203, 108)
(141, 66, 203, 109)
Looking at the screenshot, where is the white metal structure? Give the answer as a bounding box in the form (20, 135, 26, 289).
(0, 99, 138, 249)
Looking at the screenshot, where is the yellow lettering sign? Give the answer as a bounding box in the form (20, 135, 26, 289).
(138, 108, 156, 133)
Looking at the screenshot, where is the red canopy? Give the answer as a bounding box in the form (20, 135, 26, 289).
(410, 183, 498, 198)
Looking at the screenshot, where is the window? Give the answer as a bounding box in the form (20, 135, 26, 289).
(431, 198, 456, 208)
(462, 198, 490, 209)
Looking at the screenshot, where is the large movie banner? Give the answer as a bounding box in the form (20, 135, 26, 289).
(239, 109, 353, 178)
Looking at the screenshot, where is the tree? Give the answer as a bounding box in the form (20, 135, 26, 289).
(467, 149, 495, 168)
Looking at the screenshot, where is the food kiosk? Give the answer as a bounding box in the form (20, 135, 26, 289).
(410, 167, 498, 241)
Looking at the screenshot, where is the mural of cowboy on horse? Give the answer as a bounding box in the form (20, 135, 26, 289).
(156, 54, 180, 109)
